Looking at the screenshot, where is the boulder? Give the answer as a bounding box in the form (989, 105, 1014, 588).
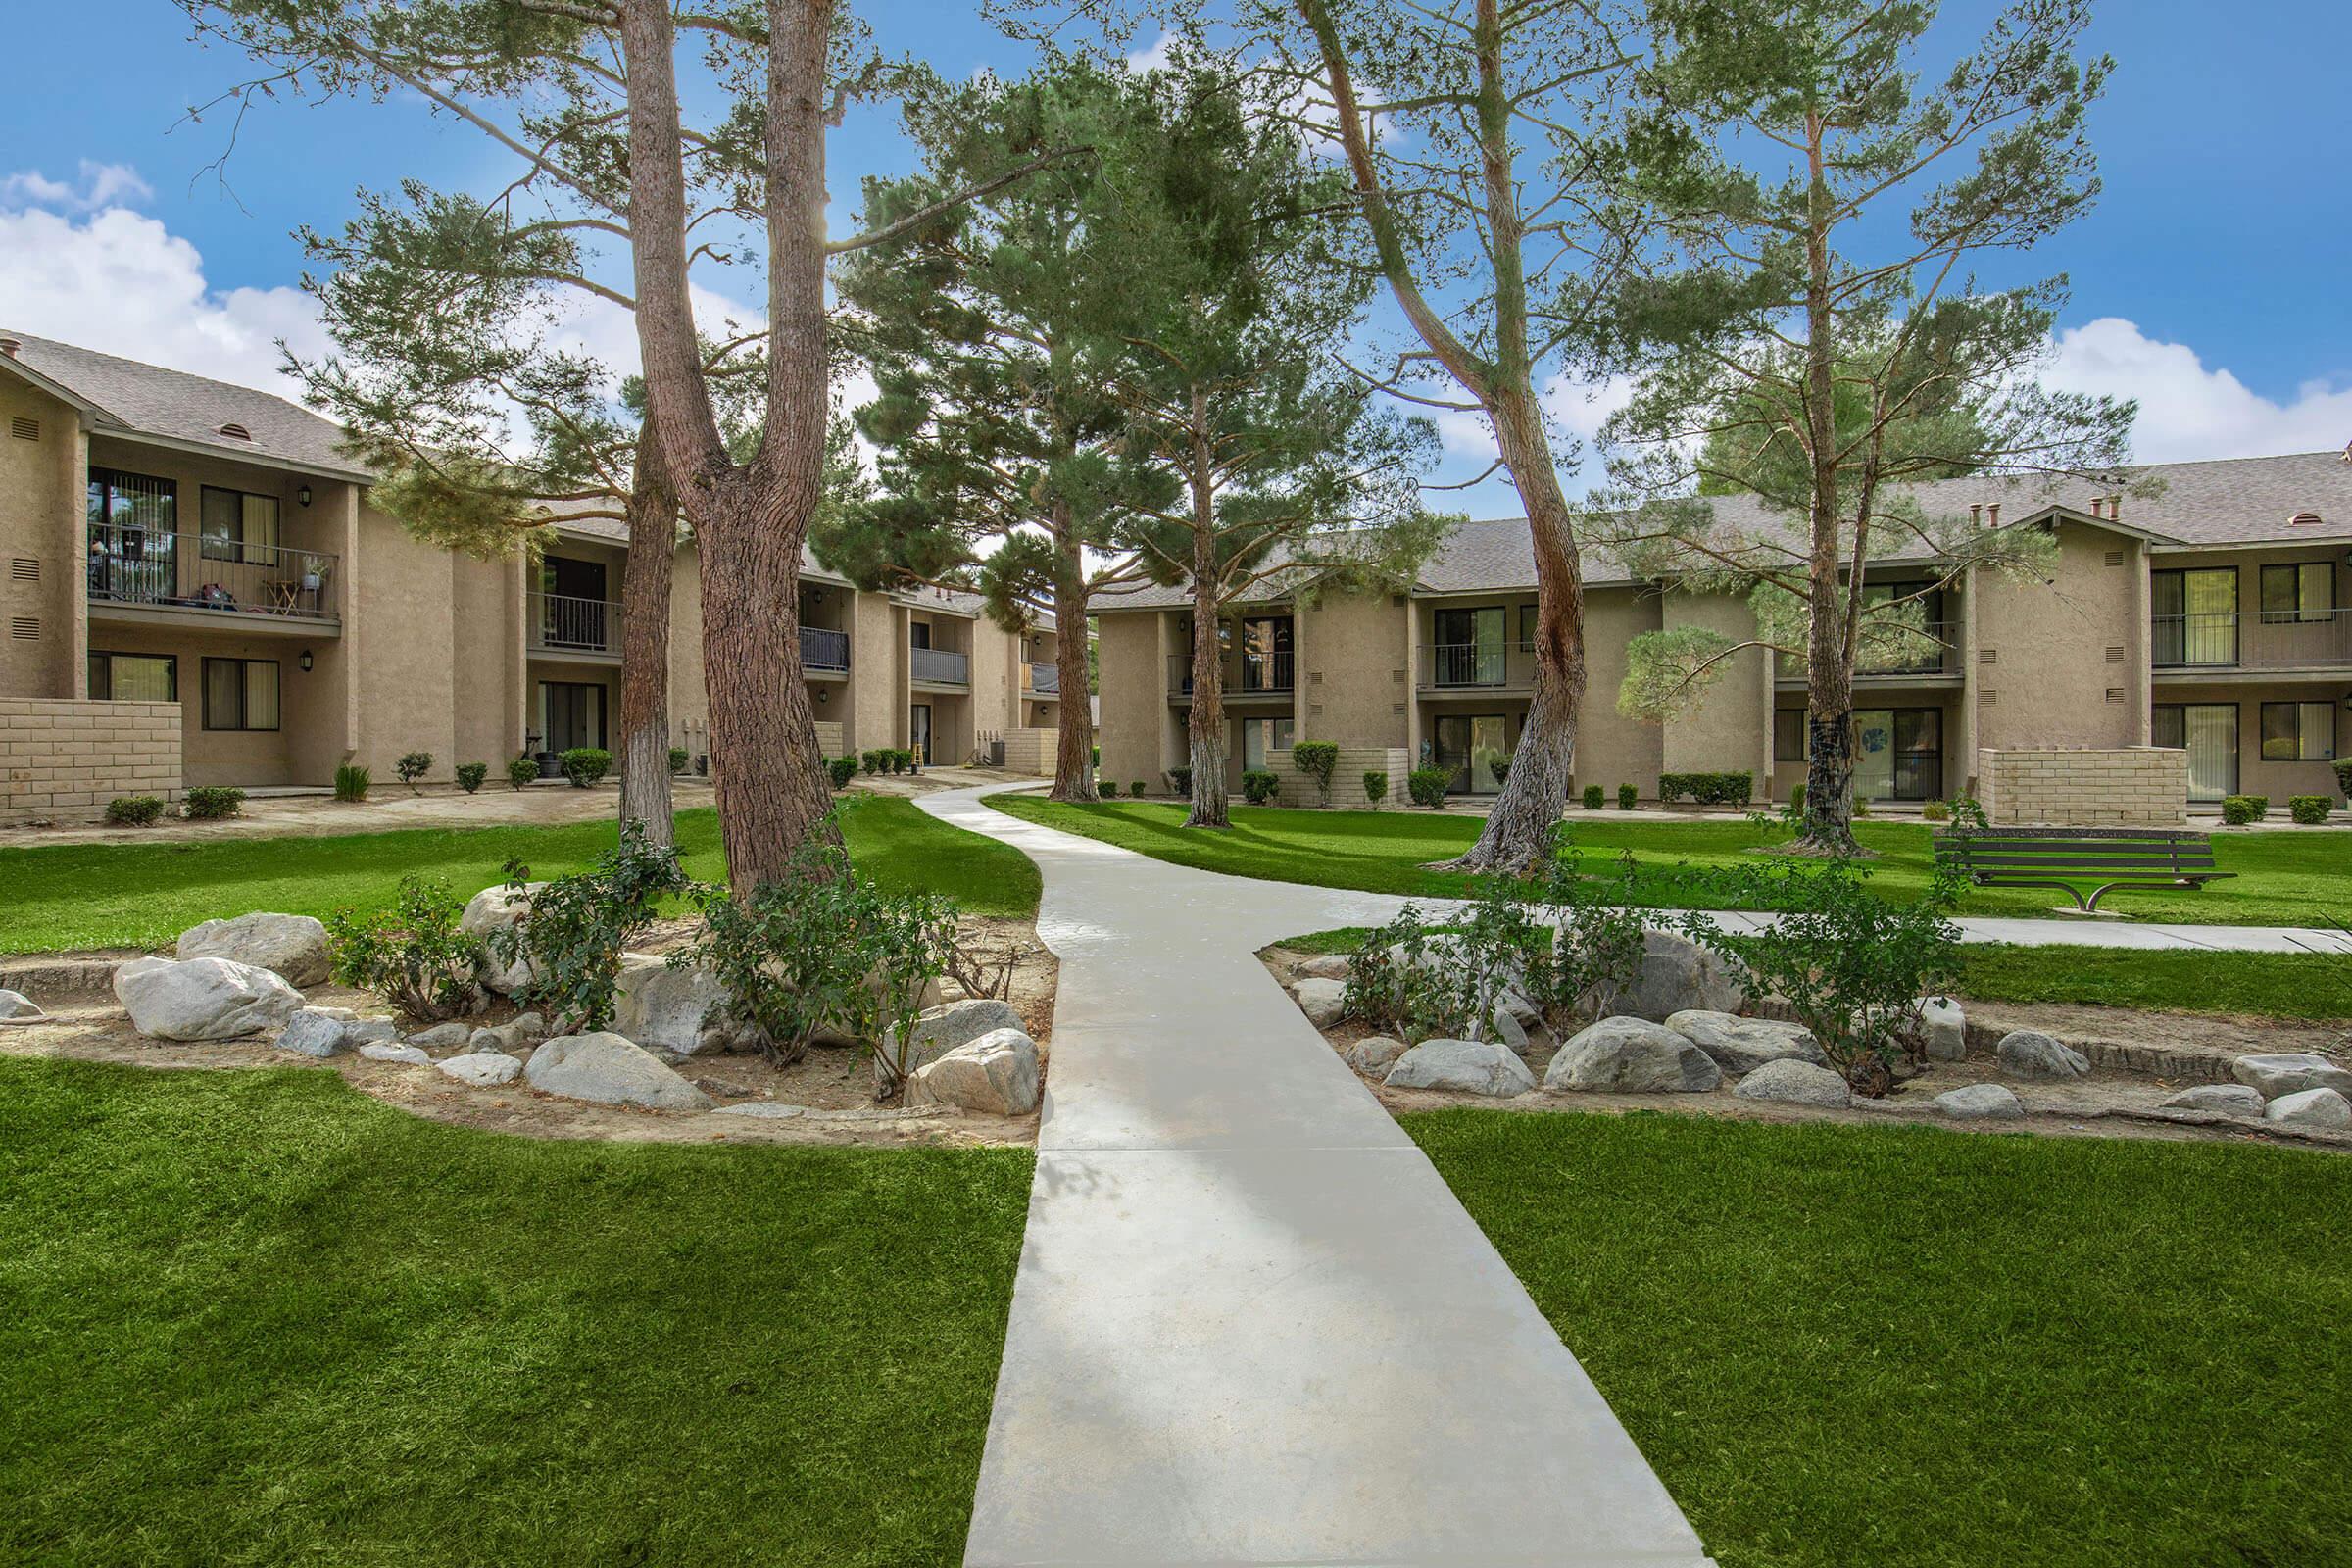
(2160, 1083, 2265, 1120)
(1665, 1010, 1826, 1074)
(1489, 1008, 1527, 1054)
(524, 1031, 713, 1112)
(2230, 1053, 2352, 1101)
(1933, 1083, 2023, 1121)
(884, 998, 1025, 1092)
(0, 988, 45, 1020)
(360, 1042, 432, 1065)
(1917, 997, 1967, 1062)
(1733, 1058, 1852, 1108)
(438, 1051, 522, 1087)
(1293, 978, 1348, 1028)
(1296, 954, 1352, 982)
(114, 956, 303, 1042)
(460, 882, 546, 995)
(506, 1011, 550, 1042)
(710, 1101, 808, 1120)
(1385, 1038, 1537, 1098)
(611, 954, 756, 1057)
(406, 1020, 474, 1052)
(1996, 1029, 2089, 1081)
(174, 912, 332, 988)
(906, 1027, 1042, 1115)
(1494, 989, 1540, 1031)
(276, 1006, 384, 1058)
(1347, 1035, 1408, 1078)
(2262, 1087, 2351, 1131)
(1544, 1016, 1723, 1094)
(1605, 930, 1745, 1022)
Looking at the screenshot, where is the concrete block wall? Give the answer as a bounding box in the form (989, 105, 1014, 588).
(812, 719, 845, 757)
(0, 699, 183, 824)
(1266, 746, 1410, 809)
(1978, 746, 2186, 827)
(1002, 727, 1056, 777)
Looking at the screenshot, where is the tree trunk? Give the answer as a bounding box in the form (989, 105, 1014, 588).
(1793, 108, 1860, 857)
(616, 430, 676, 848)
(1048, 520, 1098, 803)
(1182, 393, 1230, 829)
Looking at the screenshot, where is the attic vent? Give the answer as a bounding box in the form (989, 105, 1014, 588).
(217, 421, 253, 440)
(2105, 688, 2126, 704)
(1978, 649, 1998, 665)
(1980, 689, 1998, 706)
(10, 558, 36, 582)
(2102, 550, 2124, 567)
(2289, 511, 2324, 526)
(10, 416, 37, 441)
(9, 615, 38, 640)
(2104, 646, 2125, 662)
(1309, 671, 1324, 685)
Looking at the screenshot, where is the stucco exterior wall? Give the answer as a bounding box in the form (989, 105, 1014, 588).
(668, 544, 710, 759)
(0, 378, 81, 701)
(0, 697, 181, 824)
(1978, 746, 2187, 826)
(450, 550, 522, 768)
(1974, 521, 2140, 750)
(1573, 586, 1666, 795)
(1097, 611, 1171, 788)
(848, 591, 902, 754)
(1299, 591, 1407, 747)
(352, 502, 460, 781)
(1658, 589, 1771, 782)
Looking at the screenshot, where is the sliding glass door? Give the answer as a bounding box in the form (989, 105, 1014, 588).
(1434, 713, 1512, 794)
(2153, 703, 2238, 802)
(1432, 607, 1508, 687)
(1850, 709, 1944, 801)
(2152, 568, 2238, 666)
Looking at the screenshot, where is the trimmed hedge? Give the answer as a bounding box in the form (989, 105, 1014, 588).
(181, 785, 245, 820)
(2288, 794, 2331, 825)
(1657, 770, 1754, 808)
(2222, 794, 2268, 826)
(560, 747, 612, 788)
(1407, 766, 1449, 808)
(827, 757, 858, 789)
(506, 755, 538, 791)
(2335, 758, 2352, 800)
(1361, 770, 1389, 806)
(104, 795, 166, 827)
(1582, 784, 1604, 810)
(1617, 783, 1638, 811)
(1241, 770, 1280, 806)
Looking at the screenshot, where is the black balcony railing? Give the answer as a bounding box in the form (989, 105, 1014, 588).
(1166, 649, 1295, 695)
(801, 625, 850, 671)
(1424, 641, 1522, 688)
(1029, 661, 1060, 694)
(1777, 621, 1961, 680)
(911, 645, 970, 685)
(2153, 610, 2352, 670)
(528, 591, 618, 654)
(86, 522, 339, 620)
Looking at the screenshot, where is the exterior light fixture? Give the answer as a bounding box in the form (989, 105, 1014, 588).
(300, 649, 314, 673)
(297, 484, 313, 507)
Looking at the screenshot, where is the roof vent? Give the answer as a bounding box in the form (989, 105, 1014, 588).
(2289, 511, 2323, 526)
(0, 337, 20, 359)
(217, 421, 253, 441)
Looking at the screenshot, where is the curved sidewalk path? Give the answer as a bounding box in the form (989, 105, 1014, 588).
(921, 782, 1718, 1568)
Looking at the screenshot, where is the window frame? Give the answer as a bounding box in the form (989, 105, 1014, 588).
(199, 484, 283, 566)
(2259, 700, 2337, 762)
(1773, 709, 1808, 762)
(201, 657, 281, 732)
(2258, 561, 2334, 625)
(86, 651, 178, 703)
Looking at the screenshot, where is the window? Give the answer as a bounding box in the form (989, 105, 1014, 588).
(2259, 562, 2333, 624)
(2260, 701, 2337, 761)
(202, 658, 280, 731)
(86, 469, 178, 603)
(1432, 606, 1508, 686)
(1774, 710, 1808, 762)
(2153, 703, 2239, 802)
(87, 652, 177, 702)
(908, 620, 932, 649)
(2151, 567, 2239, 666)
(1241, 716, 1294, 771)
(200, 487, 283, 564)
(1238, 615, 1293, 691)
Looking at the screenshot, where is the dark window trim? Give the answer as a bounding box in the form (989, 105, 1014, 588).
(199, 484, 283, 565)
(2153, 701, 2241, 799)
(202, 657, 281, 732)
(2258, 560, 2335, 624)
(1773, 709, 1807, 762)
(87, 651, 178, 702)
(2259, 700, 2337, 761)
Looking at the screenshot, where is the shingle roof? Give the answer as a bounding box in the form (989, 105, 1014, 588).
(0, 331, 372, 480)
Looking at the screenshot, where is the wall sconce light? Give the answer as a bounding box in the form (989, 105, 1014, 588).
(815, 688, 829, 705)
(299, 649, 314, 673)
(297, 484, 313, 508)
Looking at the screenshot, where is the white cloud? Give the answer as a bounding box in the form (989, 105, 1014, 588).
(2045, 317, 2352, 464)
(0, 161, 153, 212)
(1124, 30, 1177, 74)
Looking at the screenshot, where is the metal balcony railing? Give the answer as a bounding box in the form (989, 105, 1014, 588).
(1776, 621, 1962, 680)
(528, 591, 618, 654)
(910, 645, 969, 685)
(1028, 661, 1060, 694)
(85, 522, 339, 620)
(2153, 610, 2352, 670)
(1166, 649, 1295, 696)
(801, 625, 850, 672)
(1422, 641, 1531, 689)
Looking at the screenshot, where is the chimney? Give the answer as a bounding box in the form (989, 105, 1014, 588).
(0, 338, 19, 359)
(1970, 504, 1983, 525)
(1987, 503, 2000, 527)
(2088, 497, 2103, 518)
(2108, 493, 2122, 519)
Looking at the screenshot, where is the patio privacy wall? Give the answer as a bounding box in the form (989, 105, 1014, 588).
(1977, 746, 2187, 827)
(1001, 727, 1056, 778)
(0, 698, 182, 824)
(1266, 746, 1410, 808)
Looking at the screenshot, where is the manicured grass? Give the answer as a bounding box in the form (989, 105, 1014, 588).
(0, 793, 1041, 953)
(992, 795, 2352, 926)
(1409, 1108, 2352, 1568)
(0, 1058, 1031, 1566)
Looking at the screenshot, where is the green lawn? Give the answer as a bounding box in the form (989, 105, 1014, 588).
(1409, 1108, 2352, 1568)
(992, 795, 2352, 927)
(0, 1058, 1030, 1567)
(0, 793, 1041, 954)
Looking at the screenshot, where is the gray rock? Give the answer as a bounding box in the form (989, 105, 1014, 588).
(906, 1027, 1042, 1115)
(1296, 954, 1352, 982)
(2160, 1083, 2265, 1119)
(1544, 1015, 1724, 1094)
(1348, 1035, 1408, 1077)
(1917, 996, 1967, 1062)
(1604, 929, 1745, 1022)
(1996, 1029, 2090, 1081)
(360, 1042, 432, 1065)
(613, 953, 753, 1057)
(174, 911, 332, 988)
(2262, 1087, 2351, 1130)
(438, 1051, 522, 1087)
(466, 1026, 506, 1054)
(710, 1101, 808, 1120)
(347, 1016, 398, 1045)
(507, 1011, 550, 1042)
(1495, 989, 1540, 1030)
(1293, 977, 1348, 1028)
(406, 1020, 474, 1052)
(114, 956, 303, 1041)
(1489, 1007, 1528, 1053)
(0, 988, 45, 1020)
(2230, 1053, 2352, 1101)
(1385, 1038, 1538, 1098)
(1933, 1083, 2024, 1120)
(524, 1030, 713, 1112)
(885, 999, 1025, 1092)
(1734, 1058, 1853, 1108)
(278, 1006, 362, 1057)
(460, 882, 546, 995)
(1665, 1010, 1826, 1074)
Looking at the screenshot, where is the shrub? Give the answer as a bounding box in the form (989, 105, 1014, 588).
(1852, 795, 1870, 817)
(560, 747, 612, 788)
(326, 876, 484, 1021)
(1166, 764, 1193, 796)
(396, 751, 433, 792)
(668, 747, 690, 775)
(1491, 758, 1512, 787)
(1657, 771, 1754, 808)
(1362, 770, 1389, 806)
(861, 750, 886, 775)
(1407, 766, 1449, 808)
(1789, 781, 1805, 812)
(181, 785, 244, 820)
(1091, 744, 1101, 767)
(1291, 740, 1340, 808)
(1099, 778, 1118, 798)
(104, 795, 165, 827)
(334, 764, 371, 803)
(2222, 794, 2267, 826)
(454, 762, 489, 795)
(1124, 779, 1144, 798)
(1920, 798, 1950, 822)
(1617, 783, 1637, 811)
(2335, 758, 2352, 801)
(507, 755, 539, 791)
(2288, 794, 2331, 825)
(827, 756, 858, 789)
(1242, 769, 1280, 806)
(1582, 784, 1604, 810)
(677, 833, 956, 1077)
(489, 819, 687, 1031)
(893, 748, 915, 774)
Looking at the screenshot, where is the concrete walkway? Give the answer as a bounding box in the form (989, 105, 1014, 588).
(920, 783, 1717, 1568)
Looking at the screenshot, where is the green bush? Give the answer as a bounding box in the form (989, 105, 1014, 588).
(1657, 770, 1754, 808)
(2336, 758, 2352, 800)
(334, 764, 370, 803)
(506, 755, 539, 791)
(1617, 783, 1637, 811)
(1165, 764, 1193, 796)
(861, 750, 887, 776)
(1853, 794, 1872, 817)
(668, 747, 690, 775)
(892, 749, 915, 774)
(560, 747, 612, 789)
(104, 795, 165, 827)
(454, 762, 489, 795)
(1582, 783, 1604, 810)
(1362, 770, 1389, 806)
(489, 819, 687, 1031)
(827, 756, 858, 790)
(1291, 740, 1340, 808)
(1130, 779, 1148, 798)
(1100, 779, 1118, 798)
(1407, 766, 1449, 808)
(1491, 757, 1512, 787)
(1921, 798, 1950, 823)
(2288, 794, 2331, 825)
(2222, 794, 2268, 826)
(1789, 781, 1806, 812)
(396, 751, 433, 792)
(1242, 769, 1280, 806)
(1091, 744, 1101, 767)
(181, 785, 244, 820)
(326, 876, 484, 1021)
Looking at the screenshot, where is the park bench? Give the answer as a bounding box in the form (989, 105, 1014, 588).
(1931, 825, 2234, 913)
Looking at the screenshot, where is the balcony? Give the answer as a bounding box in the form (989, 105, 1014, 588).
(1166, 649, 1295, 699)
(528, 591, 620, 659)
(801, 624, 850, 673)
(2153, 610, 2352, 673)
(911, 645, 969, 687)
(1028, 661, 1060, 695)
(1776, 622, 1962, 684)
(85, 523, 339, 629)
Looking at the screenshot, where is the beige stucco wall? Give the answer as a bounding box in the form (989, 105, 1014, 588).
(352, 500, 462, 781)
(1974, 521, 2140, 750)
(1978, 746, 2187, 826)
(0, 378, 83, 701)
(0, 697, 181, 824)
(1097, 611, 1172, 788)
(449, 550, 523, 769)
(1299, 591, 1408, 747)
(1573, 586, 1666, 795)
(847, 591, 902, 754)
(1658, 589, 1772, 783)
(668, 543, 710, 759)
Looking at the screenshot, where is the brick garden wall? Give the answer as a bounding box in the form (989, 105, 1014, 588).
(1977, 746, 2186, 827)
(812, 719, 844, 758)
(1267, 746, 1410, 809)
(1002, 727, 1056, 778)
(0, 699, 183, 825)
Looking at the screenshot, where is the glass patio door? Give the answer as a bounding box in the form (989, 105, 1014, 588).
(1433, 607, 1507, 687)
(1851, 709, 1943, 801)
(2152, 568, 2239, 666)
(909, 704, 933, 765)
(2153, 703, 2238, 802)
(1435, 713, 1511, 794)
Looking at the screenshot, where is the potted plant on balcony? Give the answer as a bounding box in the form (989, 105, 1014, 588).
(301, 560, 329, 594)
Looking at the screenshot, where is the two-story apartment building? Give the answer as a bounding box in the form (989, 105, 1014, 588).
(1096, 452, 2352, 811)
(0, 331, 1060, 821)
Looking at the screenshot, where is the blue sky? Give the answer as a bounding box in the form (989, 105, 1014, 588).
(3, 0, 2348, 512)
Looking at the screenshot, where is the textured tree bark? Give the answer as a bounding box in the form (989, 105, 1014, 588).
(616, 431, 676, 848)
(1181, 393, 1231, 829)
(1048, 519, 1098, 803)
(1793, 108, 1861, 857)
